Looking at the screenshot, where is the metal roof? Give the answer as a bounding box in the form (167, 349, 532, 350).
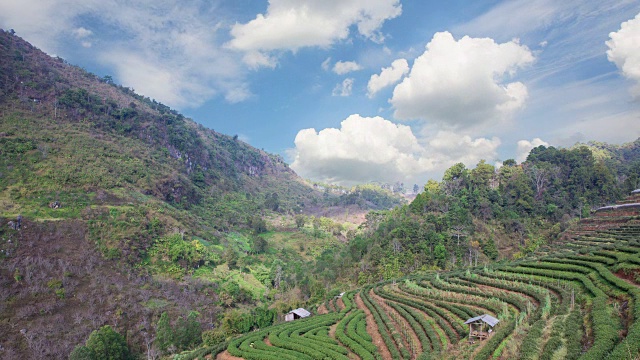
(289, 308, 311, 318)
(632, 189, 640, 194)
(464, 314, 500, 327)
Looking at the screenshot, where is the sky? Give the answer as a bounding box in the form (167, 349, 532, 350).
(1, 0, 640, 187)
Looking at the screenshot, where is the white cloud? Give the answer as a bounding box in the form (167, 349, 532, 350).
(516, 138, 549, 163)
(0, 0, 249, 109)
(290, 114, 501, 185)
(332, 78, 354, 97)
(390, 32, 534, 128)
(72, 27, 93, 38)
(367, 58, 409, 97)
(227, 0, 401, 67)
(333, 60, 362, 75)
(243, 51, 278, 70)
(607, 12, 640, 96)
(321, 57, 332, 71)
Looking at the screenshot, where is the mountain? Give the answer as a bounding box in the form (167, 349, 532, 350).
(0, 29, 350, 358)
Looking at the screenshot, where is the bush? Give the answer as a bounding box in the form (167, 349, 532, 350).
(202, 329, 227, 346)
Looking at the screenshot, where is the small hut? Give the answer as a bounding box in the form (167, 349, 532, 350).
(285, 308, 311, 322)
(465, 314, 499, 341)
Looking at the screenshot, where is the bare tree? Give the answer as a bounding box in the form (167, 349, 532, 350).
(450, 225, 468, 246)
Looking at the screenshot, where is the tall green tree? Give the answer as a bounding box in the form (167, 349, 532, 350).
(69, 325, 131, 360)
(155, 312, 173, 353)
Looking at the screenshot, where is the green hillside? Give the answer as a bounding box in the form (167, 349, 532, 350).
(192, 191, 640, 360)
(0, 30, 377, 358)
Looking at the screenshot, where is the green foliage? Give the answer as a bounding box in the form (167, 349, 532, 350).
(155, 311, 203, 353)
(70, 325, 131, 360)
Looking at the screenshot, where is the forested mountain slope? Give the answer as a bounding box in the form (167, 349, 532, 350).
(0, 29, 348, 359)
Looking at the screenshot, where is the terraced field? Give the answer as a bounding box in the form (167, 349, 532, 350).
(179, 194, 640, 360)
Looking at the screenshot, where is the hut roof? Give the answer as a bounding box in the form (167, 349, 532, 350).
(464, 314, 500, 327)
(288, 308, 311, 318)
(632, 189, 640, 194)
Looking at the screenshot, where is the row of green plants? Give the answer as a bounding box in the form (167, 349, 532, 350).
(335, 310, 381, 360)
(360, 286, 406, 359)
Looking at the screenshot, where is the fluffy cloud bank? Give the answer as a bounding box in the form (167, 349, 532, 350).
(390, 32, 534, 128)
(607, 12, 640, 96)
(367, 58, 409, 97)
(516, 138, 549, 163)
(290, 114, 501, 185)
(228, 0, 401, 66)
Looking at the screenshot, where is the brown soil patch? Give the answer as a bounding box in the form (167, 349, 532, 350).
(355, 292, 393, 360)
(317, 304, 329, 314)
(337, 297, 345, 311)
(615, 269, 640, 286)
(264, 336, 272, 346)
(216, 350, 244, 360)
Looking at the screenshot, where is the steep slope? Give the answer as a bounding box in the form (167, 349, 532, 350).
(0, 30, 331, 358)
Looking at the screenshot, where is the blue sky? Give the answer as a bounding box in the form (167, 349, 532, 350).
(1, 0, 639, 186)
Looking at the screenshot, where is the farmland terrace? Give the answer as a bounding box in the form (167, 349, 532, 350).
(174, 191, 640, 360)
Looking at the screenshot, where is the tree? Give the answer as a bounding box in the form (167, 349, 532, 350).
(69, 346, 93, 360)
(434, 242, 447, 268)
(252, 236, 268, 254)
(295, 214, 305, 229)
(482, 238, 498, 260)
(155, 312, 173, 353)
(72, 325, 131, 360)
(449, 225, 468, 246)
(174, 311, 202, 350)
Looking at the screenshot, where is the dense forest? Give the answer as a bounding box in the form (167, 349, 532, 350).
(348, 142, 640, 284)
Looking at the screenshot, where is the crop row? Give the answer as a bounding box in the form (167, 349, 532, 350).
(398, 281, 503, 316)
(501, 263, 622, 360)
(269, 313, 349, 360)
(360, 287, 407, 359)
(374, 285, 463, 342)
(335, 309, 381, 360)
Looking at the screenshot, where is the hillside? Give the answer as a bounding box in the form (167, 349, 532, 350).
(0, 30, 407, 359)
(193, 190, 640, 360)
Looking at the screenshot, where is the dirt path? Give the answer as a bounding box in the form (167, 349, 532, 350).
(355, 292, 393, 360)
(371, 287, 422, 358)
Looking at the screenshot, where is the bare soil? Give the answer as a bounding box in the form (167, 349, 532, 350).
(317, 304, 329, 314)
(216, 350, 244, 360)
(371, 287, 423, 358)
(355, 292, 393, 360)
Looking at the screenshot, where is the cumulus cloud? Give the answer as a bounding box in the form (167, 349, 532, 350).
(0, 0, 248, 109)
(227, 0, 401, 67)
(390, 31, 534, 128)
(367, 58, 409, 97)
(607, 12, 640, 96)
(516, 138, 549, 163)
(333, 60, 362, 75)
(332, 78, 354, 97)
(290, 114, 501, 185)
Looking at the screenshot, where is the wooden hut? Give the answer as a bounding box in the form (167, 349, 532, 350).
(465, 314, 499, 341)
(285, 308, 311, 322)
